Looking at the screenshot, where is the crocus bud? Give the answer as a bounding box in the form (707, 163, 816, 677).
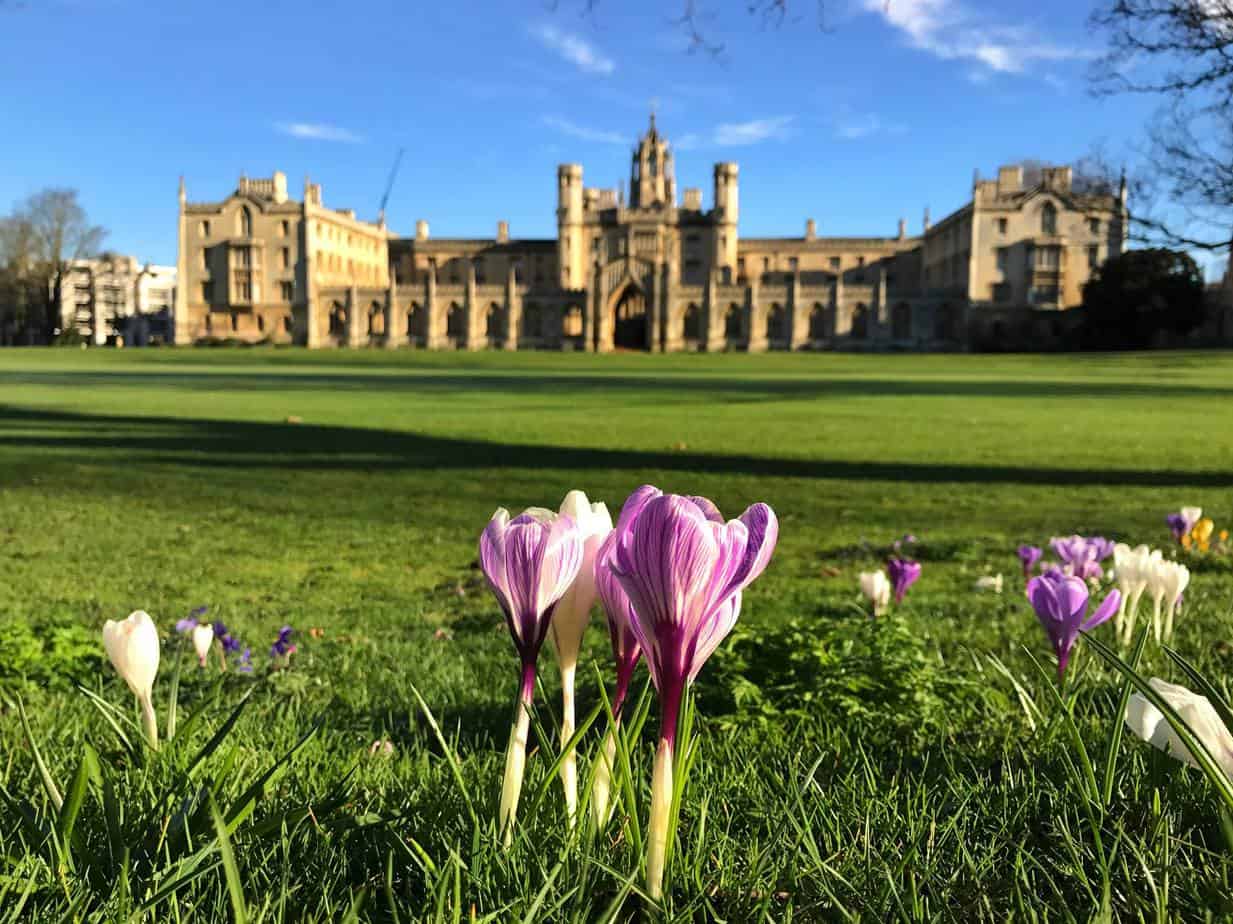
(191, 623, 214, 667)
(102, 610, 161, 747)
(1125, 677, 1233, 781)
(103, 610, 160, 700)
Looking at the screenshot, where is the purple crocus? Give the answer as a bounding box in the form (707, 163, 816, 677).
(1017, 545, 1043, 578)
(886, 558, 921, 604)
(479, 506, 584, 846)
(269, 625, 296, 660)
(590, 523, 646, 829)
(212, 620, 241, 654)
(1027, 569, 1121, 681)
(609, 485, 777, 899)
(174, 617, 198, 634)
(1050, 535, 1113, 582)
(237, 647, 253, 673)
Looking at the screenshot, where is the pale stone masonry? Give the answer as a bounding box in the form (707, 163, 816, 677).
(174, 116, 1128, 350)
(59, 254, 176, 344)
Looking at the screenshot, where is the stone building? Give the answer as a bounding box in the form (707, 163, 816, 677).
(174, 116, 1127, 351)
(59, 254, 176, 344)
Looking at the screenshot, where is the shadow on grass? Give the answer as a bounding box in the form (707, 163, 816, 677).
(3, 404, 1232, 488)
(5, 368, 1233, 402)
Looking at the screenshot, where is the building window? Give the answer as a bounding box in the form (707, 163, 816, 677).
(763, 256, 771, 271)
(280, 281, 294, 301)
(997, 218, 1008, 234)
(829, 257, 840, 270)
(788, 257, 799, 271)
(280, 248, 290, 269)
(996, 247, 1009, 272)
(1088, 246, 1100, 269)
(1041, 202, 1057, 235)
(230, 311, 239, 332)
(993, 283, 1011, 303)
(1088, 217, 1100, 234)
(201, 281, 213, 302)
(239, 207, 252, 238)
(236, 247, 250, 268)
(257, 314, 265, 333)
(592, 237, 599, 253)
(1040, 246, 1061, 269)
(200, 220, 211, 237)
(205, 313, 213, 333)
(279, 220, 289, 237)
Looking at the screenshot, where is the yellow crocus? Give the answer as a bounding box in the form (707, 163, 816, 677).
(1192, 518, 1215, 546)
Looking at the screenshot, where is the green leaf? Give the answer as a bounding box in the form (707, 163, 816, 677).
(410, 684, 479, 830)
(17, 695, 62, 811)
(210, 794, 249, 924)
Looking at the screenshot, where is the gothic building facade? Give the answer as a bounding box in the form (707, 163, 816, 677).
(174, 117, 1128, 351)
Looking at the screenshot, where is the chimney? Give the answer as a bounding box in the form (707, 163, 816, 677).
(898, 218, 906, 240)
(273, 171, 288, 203)
(497, 220, 509, 243)
(415, 220, 429, 241)
(805, 218, 816, 241)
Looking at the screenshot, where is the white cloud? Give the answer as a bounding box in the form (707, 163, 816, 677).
(713, 116, 794, 146)
(673, 133, 703, 151)
(541, 115, 629, 145)
(833, 112, 908, 141)
(275, 122, 363, 143)
(862, 0, 1094, 75)
(530, 24, 615, 75)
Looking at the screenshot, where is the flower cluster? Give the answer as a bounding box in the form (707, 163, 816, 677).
(479, 485, 777, 898)
(858, 541, 921, 617)
(1049, 535, 1114, 582)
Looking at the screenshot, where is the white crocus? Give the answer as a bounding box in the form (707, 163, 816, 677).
(1181, 506, 1203, 528)
(1113, 544, 1150, 640)
(1159, 561, 1190, 644)
(1120, 546, 1161, 646)
(1125, 678, 1233, 781)
(859, 570, 891, 616)
(102, 610, 161, 748)
(974, 574, 1004, 594)
(191, 623, 214, 667)
(1145, 557, 1182, 644)
(547, 490, 613, 827)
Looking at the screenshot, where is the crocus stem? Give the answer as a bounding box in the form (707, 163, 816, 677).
(1122, 586, 1143, 646)
(1163, 601, 1176, 643)
(139, 694, 159, 751)
(590, 725, 619, 830)
(559, 662, 578, 829)
(1152, 598, 1163, 644)
(646, 736, 674, 901)
(499, 662, 536, 849)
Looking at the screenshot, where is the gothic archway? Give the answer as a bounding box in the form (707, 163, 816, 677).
(611, 283, 648, 351)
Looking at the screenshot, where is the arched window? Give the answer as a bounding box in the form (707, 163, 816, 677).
(682, 304, 701, 341)
(447, 303, 465, 339)
(487, 303, 503, 339)
(407, 303, 423, 339)
(892, 302, 911, 340)
(766, 303, 787, 345)
(329, 302, 346, 338)
(239, 206, 252, 238)
(850, 303, 869, 340)
(524, 303, 542, 339)
(724, 304, 742, 345)
(1041, 202, 1057, 235)
(809, 303, 827, 340)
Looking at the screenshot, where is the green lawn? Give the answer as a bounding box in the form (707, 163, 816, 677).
(2, 348, 1233, 920)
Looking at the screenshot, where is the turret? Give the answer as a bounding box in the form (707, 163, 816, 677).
(713, 162, 739, 272)
(557, 164, 583, 288)
(630, 113, 672, 209)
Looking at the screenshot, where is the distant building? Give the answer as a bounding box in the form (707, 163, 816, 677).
(59, 254, 176, 344)
(175, 116, 1127, 351)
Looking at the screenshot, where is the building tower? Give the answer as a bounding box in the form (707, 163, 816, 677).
(557, 163, 583, 289)
(174, 177, 189, 345)
(629, 113, 674, 209)
(713, 162, 739, 273)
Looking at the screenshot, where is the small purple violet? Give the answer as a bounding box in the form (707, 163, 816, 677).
(269, 625, 296, 660)
(1027, 569, 1121, 681)
(886, 558, 921, 605)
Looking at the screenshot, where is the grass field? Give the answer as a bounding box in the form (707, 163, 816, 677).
(2, 348, 1233, 920)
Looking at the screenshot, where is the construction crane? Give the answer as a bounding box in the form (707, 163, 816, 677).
(377, 147, 405, 226)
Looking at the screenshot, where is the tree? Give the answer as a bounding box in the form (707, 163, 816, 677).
(1080, 248, 1206, 349)
(1090, 1, 1233, 252)
(0, 188, 106, 343)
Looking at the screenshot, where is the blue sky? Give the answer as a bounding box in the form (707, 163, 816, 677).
(4, 0, 1200, 271)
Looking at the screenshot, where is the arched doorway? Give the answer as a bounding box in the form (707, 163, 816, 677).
(329, 301, 347, 343)
(682, 303, 701, 344)
(892, 302, 911, 341)
(724, 303, 743, 350)
(809, 303, 828, 342)
(766, 303, 788, 349)
(851, 303, 869, 340)
(612, 283, 648, 351)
